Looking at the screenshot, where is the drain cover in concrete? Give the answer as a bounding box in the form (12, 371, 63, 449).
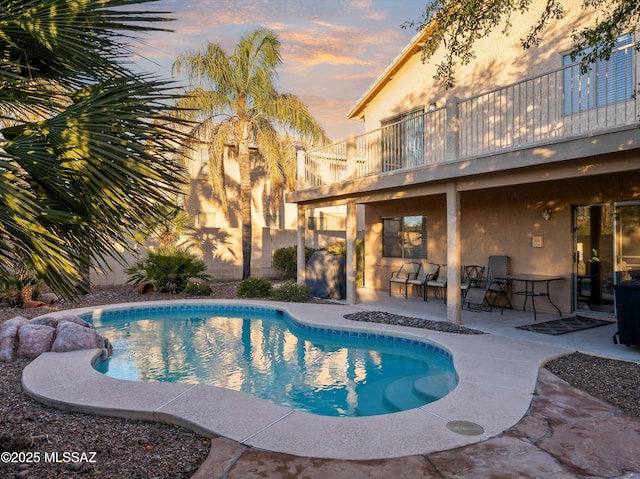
(446, 420, 484, 436)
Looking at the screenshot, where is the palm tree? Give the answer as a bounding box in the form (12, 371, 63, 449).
(0, 0, 190, 298)
(173, 28, 329, 280)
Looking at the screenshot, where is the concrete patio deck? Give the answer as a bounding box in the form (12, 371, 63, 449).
(21, 289, 640, 477)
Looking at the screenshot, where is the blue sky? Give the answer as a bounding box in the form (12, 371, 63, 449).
(131, 1, 423, 139)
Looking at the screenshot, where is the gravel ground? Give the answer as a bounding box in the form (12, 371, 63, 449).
(1, 283, 639, 479)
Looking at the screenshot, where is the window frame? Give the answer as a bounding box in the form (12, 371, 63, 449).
(562, 34, 634, 115)
(382, 215, 428, 259)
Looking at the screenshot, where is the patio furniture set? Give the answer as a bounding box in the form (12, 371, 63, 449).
(389, 256, 564, 319)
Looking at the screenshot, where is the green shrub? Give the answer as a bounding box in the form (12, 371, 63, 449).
(273, 246, 318, 280)
(270, 281, 310, 302)
(126, 249, 211, 294)
(184, 282, 213, 296)
(326, 240, 365, 287)
(0, 260, 44, 307)
(237, 277, 272, 298)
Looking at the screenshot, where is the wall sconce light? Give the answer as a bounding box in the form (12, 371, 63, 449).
(429, 102, 437, 111)
(542, 208, 552, 221)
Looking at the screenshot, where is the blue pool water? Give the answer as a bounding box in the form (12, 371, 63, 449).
(87, 304, 457, 417)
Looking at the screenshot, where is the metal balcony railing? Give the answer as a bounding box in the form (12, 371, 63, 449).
(302, 43, 639, 188)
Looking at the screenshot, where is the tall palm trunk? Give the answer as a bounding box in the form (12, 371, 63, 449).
(238, 124, 252, 279)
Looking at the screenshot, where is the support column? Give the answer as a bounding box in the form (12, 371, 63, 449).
(296, 204, 306, 285)
(446, 181, 462, 325)
(346, 202, 358, 304)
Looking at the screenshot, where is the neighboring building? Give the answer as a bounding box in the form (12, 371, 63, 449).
(90, 140, 354, 286)
(287, 0, 640, 323)
(184, 142, 353, 280)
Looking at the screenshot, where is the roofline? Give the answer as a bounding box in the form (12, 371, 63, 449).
(347, 25, 435, 122)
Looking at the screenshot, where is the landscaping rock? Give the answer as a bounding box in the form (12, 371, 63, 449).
(0, 314, 110, 361)
(38, 293, 58, 305)
(16, 324, 56, 359)
(0, 317, 29, 361)
(53, 315, 91, 328)
(51, 321, 105, 352)
(30, 316, 59, 328)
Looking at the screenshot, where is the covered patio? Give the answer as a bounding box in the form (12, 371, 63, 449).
(351, 287, 638, 364)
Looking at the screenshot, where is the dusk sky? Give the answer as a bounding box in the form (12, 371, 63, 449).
(132, 1, 424, 139)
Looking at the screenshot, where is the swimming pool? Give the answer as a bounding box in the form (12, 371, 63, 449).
(86, 304, 457, 417)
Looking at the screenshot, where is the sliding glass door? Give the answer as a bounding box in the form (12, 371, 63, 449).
(574, 202, 640, 315)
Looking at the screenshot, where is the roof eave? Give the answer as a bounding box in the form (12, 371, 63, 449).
(347, 26, 433, 122)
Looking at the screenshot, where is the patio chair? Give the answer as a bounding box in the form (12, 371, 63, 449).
(461, 265, 485, 300)
(389, 262, 421, 298)
(463, 256, 512, 313)
(407, 263, 440, 300)
(426, 264, 447, 301)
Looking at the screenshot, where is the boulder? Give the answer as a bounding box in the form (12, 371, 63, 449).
(16, 324, 56, 359)
(54, 315, 92, 328)
(0, 317, 29, 361)
(51, 321, 105, 353)
(38, 293, 58, 305)
(30, 316, 59, 328)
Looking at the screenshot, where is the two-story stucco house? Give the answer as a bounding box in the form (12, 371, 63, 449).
(287, 0, 640, 324)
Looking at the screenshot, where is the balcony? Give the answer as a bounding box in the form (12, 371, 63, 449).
(298, 43, 639, 193)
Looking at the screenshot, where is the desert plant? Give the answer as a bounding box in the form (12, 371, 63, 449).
(237, 277, 272, 298)
(273, 246, 318, 280)
(126, 250, 210, 294)
(173, 28, 328, 280)
(1, 0, 191, 299)
(270, 281, 310, 302)
(184, 282, 213, 296)
(0, 259, 44, 307)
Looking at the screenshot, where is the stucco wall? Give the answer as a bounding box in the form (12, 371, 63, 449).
(360, 0, 601, 131)
(364, 166, 640, 314)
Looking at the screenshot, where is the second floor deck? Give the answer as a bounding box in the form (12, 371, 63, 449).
(293, 43, 640, 202)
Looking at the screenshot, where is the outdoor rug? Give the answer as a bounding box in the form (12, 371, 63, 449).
(516, 316, 613, 335)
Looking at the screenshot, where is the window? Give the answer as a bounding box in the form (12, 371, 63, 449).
(382, 215, 427, 259)
(563, 34, 634, 114)
(197, 148, 210, 177)
(381, 108, 424, 172)
(197, 211, 216, 227)
(265, 215, 281, 228)
(307, 215, 346, 231)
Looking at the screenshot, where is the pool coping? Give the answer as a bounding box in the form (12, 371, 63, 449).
(22, 299, 571, 460)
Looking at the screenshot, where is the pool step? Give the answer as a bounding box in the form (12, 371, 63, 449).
(355, 377, 398, 416)
(383, 372, 457, 412)
(383, 374, 432, 412)
(356, 372, 458, 416)
(413, 372, 457, 401)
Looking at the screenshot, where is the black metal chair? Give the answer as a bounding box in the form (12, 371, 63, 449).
(463, 256, 512, 313)
(461, 265, 485, 300)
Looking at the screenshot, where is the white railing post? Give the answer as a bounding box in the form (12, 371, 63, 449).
(346, 134, 357, 180)
(445, 96, 460, 162)
(297, 149, 306, 190)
